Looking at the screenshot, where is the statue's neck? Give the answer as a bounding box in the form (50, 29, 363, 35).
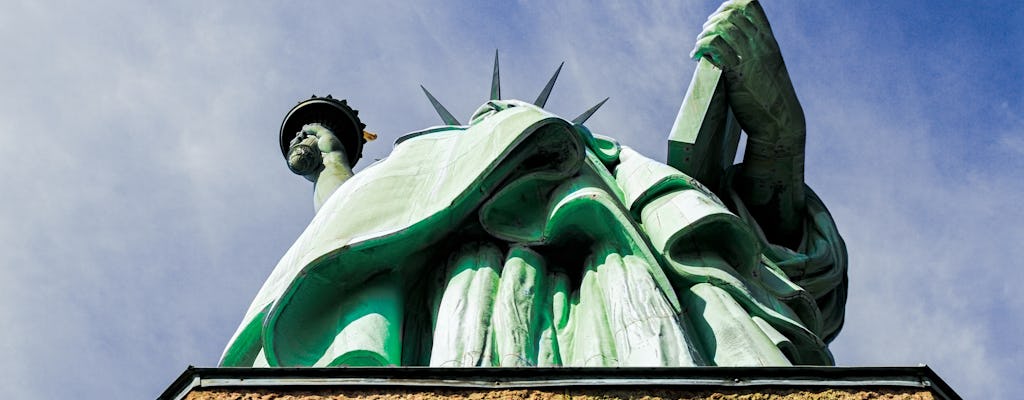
(312, 151, 353, 212)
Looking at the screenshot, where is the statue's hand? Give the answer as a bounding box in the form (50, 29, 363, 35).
(289, 130, 314, 148)
(692, 1, 807, 247)
(292, 123, 343, 155)
(287, 129, 323, 176)
(691, 0, 804, 148)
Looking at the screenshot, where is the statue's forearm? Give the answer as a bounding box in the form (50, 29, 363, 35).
(729, 58, 806, 247)
(689, 1, 809, 247)
(725, 56, 804, 145)
(313, 152, 353, 212)
(285, 123, 356, 213)
(736, 136, 805, 247)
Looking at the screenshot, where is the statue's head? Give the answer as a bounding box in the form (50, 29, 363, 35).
(467, 99, 527, 125)
(419, 54, 609, 132)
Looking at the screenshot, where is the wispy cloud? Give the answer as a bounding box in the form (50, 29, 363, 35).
(0, 1, 1018, 398)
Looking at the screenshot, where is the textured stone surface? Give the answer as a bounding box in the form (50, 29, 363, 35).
(185, 387, 935, 400)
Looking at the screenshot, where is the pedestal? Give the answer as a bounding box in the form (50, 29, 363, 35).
(161, 366, 959, 400)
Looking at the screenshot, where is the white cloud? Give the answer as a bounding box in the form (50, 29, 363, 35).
(0, 1, 1018, 398)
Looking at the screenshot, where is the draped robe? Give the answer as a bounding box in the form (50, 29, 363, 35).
(220, 100, 847, 368)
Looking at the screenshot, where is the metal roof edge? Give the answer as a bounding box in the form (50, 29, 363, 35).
(159, 366, 960, 400)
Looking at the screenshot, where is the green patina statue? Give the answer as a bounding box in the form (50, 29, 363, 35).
(221, 0, 847, 368)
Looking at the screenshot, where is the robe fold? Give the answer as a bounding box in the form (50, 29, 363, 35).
(221, 100, 846, 367)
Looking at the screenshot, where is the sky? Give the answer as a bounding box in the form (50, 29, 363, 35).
(0, 1, 1021, 398)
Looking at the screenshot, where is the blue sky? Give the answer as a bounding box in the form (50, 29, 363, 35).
(1, 1, 1020, 398)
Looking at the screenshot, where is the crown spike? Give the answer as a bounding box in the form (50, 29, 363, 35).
(490, 50, 501, 101)
(420, 85, 461, 126)
(572, 97, 609, 125)
(533, 62, 564, 108)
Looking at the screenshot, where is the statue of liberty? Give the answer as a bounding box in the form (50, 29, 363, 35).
(220, 0, 847, 368)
